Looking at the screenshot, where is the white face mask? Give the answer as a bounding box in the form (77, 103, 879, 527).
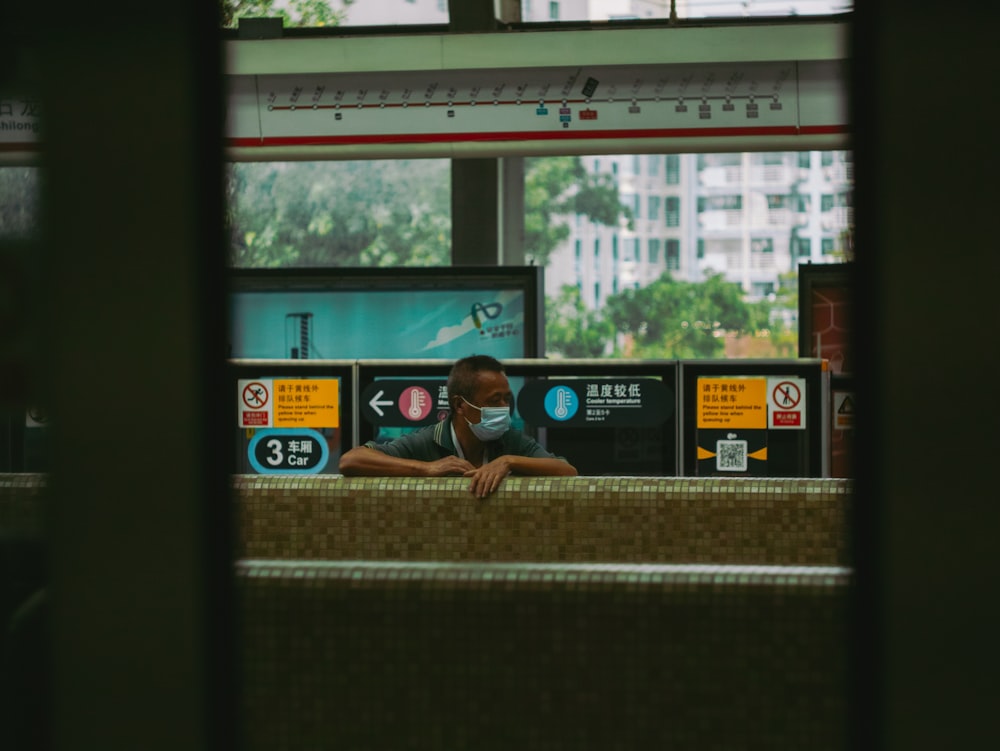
(461, 397, 511, 441)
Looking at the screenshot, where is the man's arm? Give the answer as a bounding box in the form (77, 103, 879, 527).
(463, 454, 577, 499)
(502, 455, 577, 477)
(339, 446, 474, 477)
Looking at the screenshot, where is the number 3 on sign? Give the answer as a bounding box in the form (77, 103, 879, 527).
(265, 438, 284, 466)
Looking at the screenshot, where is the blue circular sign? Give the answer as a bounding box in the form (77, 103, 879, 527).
(248, 428, 330, 475)
(543, 385, 578, 421)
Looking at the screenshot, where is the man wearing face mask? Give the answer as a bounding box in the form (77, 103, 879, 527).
(339, 355, 577, 498)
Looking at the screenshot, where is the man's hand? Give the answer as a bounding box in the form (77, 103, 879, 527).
(424, 455, 477, 477)
(463, 456, 513, 498)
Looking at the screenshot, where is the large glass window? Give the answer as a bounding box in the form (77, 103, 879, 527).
(625, 237, 640, 262)
(221, 1, 450, 29)
(648, 238, 661, 264)
(220, 1, 851, 30)
(665, 196, 680, 228)
(648, 195, 661, 221)
(221, 148, 853, 359)
(227, 160, 450, 268)
(665, 155, 680, 185)
(537, 150, 852, 359)
(623, 193, 641, 219)
(665, 239, 680, 271)
(520, 0, 851, 22)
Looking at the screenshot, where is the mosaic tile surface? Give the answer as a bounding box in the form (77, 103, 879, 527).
(234, 475, 852, 566)
(237, 559, 849, 751)
(3, 474, 852, 749)
(1, 475, 851, 566)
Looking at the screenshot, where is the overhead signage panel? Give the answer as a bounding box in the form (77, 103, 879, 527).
(5, 37, 846, 158)
(225, 59, 845, 150)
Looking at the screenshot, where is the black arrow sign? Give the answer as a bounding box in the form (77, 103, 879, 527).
(359, 379, 448, 427)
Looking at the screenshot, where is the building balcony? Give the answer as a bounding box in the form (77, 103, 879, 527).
(698, 164, 804, 188)
(698, 248, 779, 274)
(699, 166, 743, 188)
(749, 165, 800, 185)
(699, 208, 811, 232)
(821, 207, 854, 231)
(698, 210, 743, 231)
(823, 162, 855, 184)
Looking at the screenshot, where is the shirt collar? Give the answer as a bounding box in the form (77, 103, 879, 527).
(445, 416, 494, 465)
(449, 421, 465, 460)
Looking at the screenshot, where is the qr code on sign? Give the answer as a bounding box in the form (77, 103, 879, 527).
(716, 439, 748, 472)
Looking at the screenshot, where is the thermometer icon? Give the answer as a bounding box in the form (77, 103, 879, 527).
(554, 387, 571, 418)
(408, 388, 426, 418)
(545, 385, 577, 421)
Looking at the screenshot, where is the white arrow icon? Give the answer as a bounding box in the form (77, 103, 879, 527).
(368, 389, 394, 417)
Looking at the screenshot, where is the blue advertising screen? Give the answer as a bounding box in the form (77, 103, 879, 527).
(228, 267, 543, 360)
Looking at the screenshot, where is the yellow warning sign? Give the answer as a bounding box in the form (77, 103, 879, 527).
(833, 391, 854, 430)
(696, 377, 767, 429)
(273, 379, 339, 428)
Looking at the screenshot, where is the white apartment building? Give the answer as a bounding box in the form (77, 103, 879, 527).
(545, 150, 853, 307)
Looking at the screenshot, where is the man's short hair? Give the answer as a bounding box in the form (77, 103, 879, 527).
(447, 355, 504, 410)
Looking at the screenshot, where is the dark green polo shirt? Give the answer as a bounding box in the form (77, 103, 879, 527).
(364, 418, 566, 464)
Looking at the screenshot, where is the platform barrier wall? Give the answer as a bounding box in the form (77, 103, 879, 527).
(238, 559, 849, 751)
(1, 474, 851, 567)
(236, 475, 851, 566)
(1, 473, 852, 749)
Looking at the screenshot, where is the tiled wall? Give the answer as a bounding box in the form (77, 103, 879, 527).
(232, 476, 852, 748)
(236, 475, 851, 566)
(1, 474, 852, 567)
(2, 473, 852, 749)
(238, 559, 849, 751)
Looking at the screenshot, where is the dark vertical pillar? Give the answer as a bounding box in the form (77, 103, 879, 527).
(448, 0, 500, 31)
(36, 4, 234, 750)
(852, 2, 996, 749)
(451, 158, 500, 265)
(501, 157, 526, 265)
(451, 156, 526, 266)
(448, 0, 525, 267)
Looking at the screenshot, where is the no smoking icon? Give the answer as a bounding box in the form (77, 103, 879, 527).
(772, 381, 801, 409)
(243, 381, 270, 409)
